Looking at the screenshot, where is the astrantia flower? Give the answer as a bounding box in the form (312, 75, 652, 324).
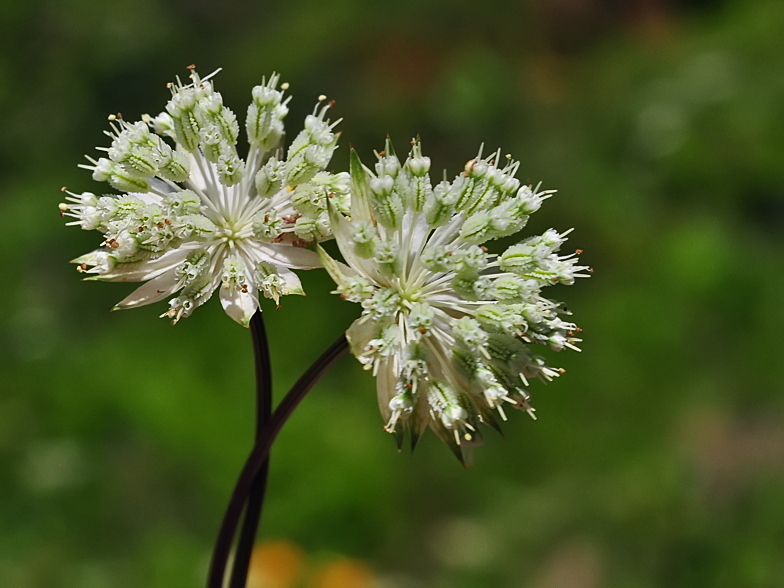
(319, 139, 590, 462)
(61, 68, 349, 326)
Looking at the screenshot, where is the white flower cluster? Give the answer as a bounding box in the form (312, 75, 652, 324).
(61, 68, 349, 326)
(319, 139, 589, 463)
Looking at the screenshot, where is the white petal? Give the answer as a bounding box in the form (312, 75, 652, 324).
(114, 268, 181, 310)
(276, 266, 305, 296)
(376, 356, 397, 422)
(428, 212, 465, 249)
(409, 210, 431, 258)
(317, 245, 356, 288)
(81, 246, 197, 283)
(346, 317, 377, 355)
(327, 197, 353, 249)
(220, 286, 259, 327)
(184, 151, 209, 193)
(403, 209, 432, 275)
(255, 243, 322, 270)
(327, 204, 385, 283)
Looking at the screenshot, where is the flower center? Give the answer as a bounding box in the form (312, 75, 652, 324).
(397, 284, 424, 304)
(217, 217, 252, 243)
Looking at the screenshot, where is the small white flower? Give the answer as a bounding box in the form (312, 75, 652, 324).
(319, 139, 589, 462)
(62, 68, 349, 326)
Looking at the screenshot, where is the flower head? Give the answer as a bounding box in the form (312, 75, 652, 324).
(319, 139, 589, 463)
(62, 68, 349, 326)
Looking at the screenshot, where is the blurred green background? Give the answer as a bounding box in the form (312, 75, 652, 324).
(2, 0, 784, 586)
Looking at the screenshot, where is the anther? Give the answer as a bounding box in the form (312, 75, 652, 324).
(280, 82, 290, 90)
(58, 203, 68, 211)
(108, 114, 116, 121)
(481, 246, 488, 252)
(186, 64, 196, 70)
(164, 218, 172, 225)
(575, 249, 583, 254)
(558, 368, 566, 374)
(378, 151, 386, 157)
(419, 327, 427, 334)
(576, 327, 583, 333)
(166, 82, 173, 89)
(588, 268, 594, 274)
(328, 100, 336, 108)
(60, 186, 68, 192)
(318, 94, 327, 101)
(116, 112, 122, 119)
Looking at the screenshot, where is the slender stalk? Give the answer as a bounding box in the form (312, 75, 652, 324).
(207, 334, 349, 588)
(227, 312, 273, 588)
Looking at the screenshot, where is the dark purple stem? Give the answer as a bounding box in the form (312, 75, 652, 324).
(207, 334, 349, 588)
(227, 312, 273, 588)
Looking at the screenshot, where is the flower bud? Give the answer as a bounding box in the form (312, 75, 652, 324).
(350, 220, 379, 258)
(374, 240, 401, 277)
(406, 155, 431, 177)
(255, 157, 285, 198)
(252, 211, 283, 242)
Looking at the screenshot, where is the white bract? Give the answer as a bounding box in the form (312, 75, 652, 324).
(62, 68, 349, 326)
(319, 139, 589, 463)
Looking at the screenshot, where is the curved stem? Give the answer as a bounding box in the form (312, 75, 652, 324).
(207, 334, 349, 588)
(228, 312, 273, 588)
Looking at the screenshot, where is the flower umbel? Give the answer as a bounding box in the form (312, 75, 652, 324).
(61, 68, 349, 326)
(319, 139, 589, 463)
